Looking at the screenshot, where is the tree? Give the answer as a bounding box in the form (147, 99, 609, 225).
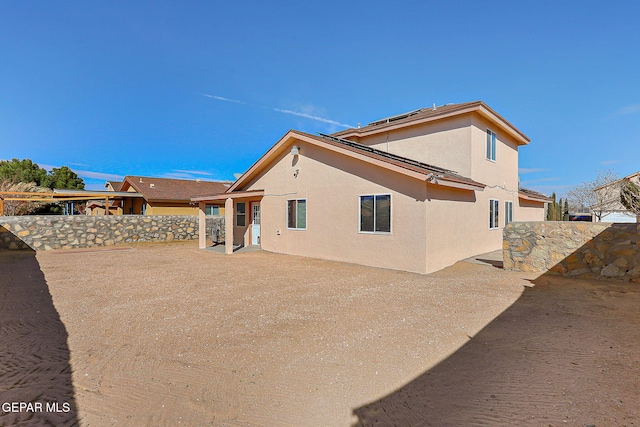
(563, 198, 570, 221)
(48, 166, 84, 190)
(558, 197, 563, 220)
(0, 159, 85, 190)
(0, 159, 85, 215)
(546, 193, 556, 220)
(566, 169, 620, 221)
(546, 192, 563, 221)
(0, 158, 48, 186)
(0, 180, 52, 215)
(620, 178, 640, 216)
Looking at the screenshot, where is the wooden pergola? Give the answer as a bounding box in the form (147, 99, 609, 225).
(0, 191, 129, 216)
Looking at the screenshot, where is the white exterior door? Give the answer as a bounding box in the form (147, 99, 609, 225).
(251, 203, 261, 245)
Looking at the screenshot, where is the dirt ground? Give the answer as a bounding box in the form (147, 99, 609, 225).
(1, 242, 639, 426)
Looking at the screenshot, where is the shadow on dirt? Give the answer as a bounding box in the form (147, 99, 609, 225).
(0, 239, 79, 426)
(352, 272, 640, 425)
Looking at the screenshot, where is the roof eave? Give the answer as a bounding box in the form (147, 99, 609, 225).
(518, 191, 552, 203)
(435, 179, 486, 191)
(593, 171, 640, 191)
(336, 102, 530, 146)
(192, 190, 265, 202)
(228, 130, 484, 193)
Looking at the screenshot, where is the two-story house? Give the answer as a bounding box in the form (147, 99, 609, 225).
(193, 101, 550, 274)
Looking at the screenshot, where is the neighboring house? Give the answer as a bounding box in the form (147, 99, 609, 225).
(85, 199, 124, 216)
(101, 176, 232, 216)
(105, 181, 124, 192)
(81, 181, 128, 214)
(593, 171, 640, 223)
(194, 101, 551, 274)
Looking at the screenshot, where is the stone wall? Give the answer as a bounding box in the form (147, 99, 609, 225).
(0, 215, 225, 251)
(503, 221, 640, 282)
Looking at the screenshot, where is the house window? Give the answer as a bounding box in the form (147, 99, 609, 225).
(489, 199, 499, 229)
(236, 202, 246, 226)
(205, 205, 219, 216)
(360, 194, 391, 233)
(287, 199, 306, 229)
(486, 129, 496, 161)
(505, 201, 513, 225)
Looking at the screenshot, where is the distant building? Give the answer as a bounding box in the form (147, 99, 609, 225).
(593, 171, 640, 223)
(86, 176, 232, 216)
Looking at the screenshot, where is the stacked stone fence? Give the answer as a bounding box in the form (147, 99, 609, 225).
(0, 215, 225, 251)
(503, 221, 640, 282)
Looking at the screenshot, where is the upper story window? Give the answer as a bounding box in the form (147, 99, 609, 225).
(486, 129, 496, 161)
(360, 194, 391, 233)
(489, 199, 499, 229)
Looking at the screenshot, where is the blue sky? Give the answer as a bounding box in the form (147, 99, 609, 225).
(1, 1, 638, 192)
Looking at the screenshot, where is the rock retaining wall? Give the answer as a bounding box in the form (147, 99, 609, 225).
(0, 215, 225, 251)
(503, 221, 640, 282)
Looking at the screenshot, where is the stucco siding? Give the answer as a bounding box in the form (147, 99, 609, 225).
(146, 204, 199, 216)
(469, 114, 520, 190)
(517, 199, 546, 222)
(424, 184, 483, 272)
(243, 140, 429, 274)
(359, 115, 474, 177)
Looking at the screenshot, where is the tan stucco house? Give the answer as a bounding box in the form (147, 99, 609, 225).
(194, 101, 550, 274)
(87, 176, 232, 216)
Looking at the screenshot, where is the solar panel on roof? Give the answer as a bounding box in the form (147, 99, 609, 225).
(367, 108, 425, 126)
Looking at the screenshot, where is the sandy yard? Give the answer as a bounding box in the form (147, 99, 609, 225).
(1, 241, 639, 426)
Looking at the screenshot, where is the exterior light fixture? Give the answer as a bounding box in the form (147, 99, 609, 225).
(290, 145, 299, 155)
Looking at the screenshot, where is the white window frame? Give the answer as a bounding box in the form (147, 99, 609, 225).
(359, 194, 392, 234)
(489, 199, 499, 230)
(505, 200, 513, 226)
(287, 199, 306, 230)
(236, 202, 246, 227)
(486, 129, 497, 162)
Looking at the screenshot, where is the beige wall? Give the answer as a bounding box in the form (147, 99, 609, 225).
(518, 199, 546, 222)
(468, 114, 519, 190)
(351, 111, 539, 265)
(360, 115, 474, 177)
(243, 140, 429, 274)
(146, 205, 198, 216)
(423, 184, 482, 272)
